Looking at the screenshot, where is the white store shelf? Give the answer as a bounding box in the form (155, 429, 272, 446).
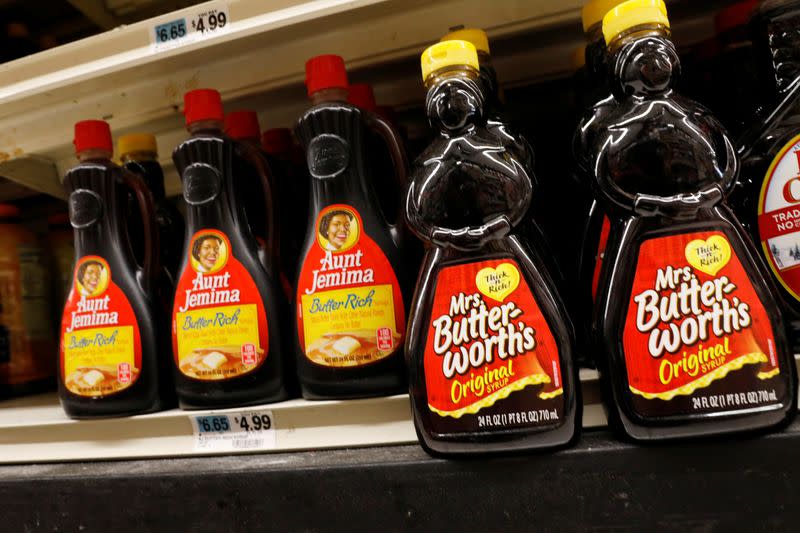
(1, 355, 797, 464)
(0, 368, 604, 464)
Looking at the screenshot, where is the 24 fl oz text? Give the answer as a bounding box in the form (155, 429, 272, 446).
(477, 408, 559, 429)
(691, 388, 778, 411)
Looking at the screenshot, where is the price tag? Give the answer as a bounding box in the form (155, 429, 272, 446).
(151, 3, 230, 51)
(190, 410, 276, 452)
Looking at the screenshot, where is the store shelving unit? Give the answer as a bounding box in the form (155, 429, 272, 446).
(1, 0, 797, 528)
(0, 0, 733, 198)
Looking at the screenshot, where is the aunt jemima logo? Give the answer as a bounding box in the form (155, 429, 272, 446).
(177, 230, 241, 312)
(67, 256, 117, 332)
(307, 205, 374, 294)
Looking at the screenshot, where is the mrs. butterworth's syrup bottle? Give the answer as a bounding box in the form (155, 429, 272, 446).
(735, 0, 800, 348)
(294, 55, 411, 399)
(60, 120, 173, 418)
(406, 41, 579, 456)
(593, 0, 796, 441)
(171, 89, 288, 409)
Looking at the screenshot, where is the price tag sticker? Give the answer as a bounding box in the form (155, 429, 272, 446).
(190, 410, 276, 452)
(151, 2, 230, 51)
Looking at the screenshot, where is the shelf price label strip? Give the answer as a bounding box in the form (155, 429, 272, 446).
(190, 410, 276, 452)
(151, 2, 231, 52)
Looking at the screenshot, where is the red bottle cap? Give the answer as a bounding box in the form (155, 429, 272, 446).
(224, 110, 261, 140)
(347, 83, 377, 112)
(73, 120, 112, 154)
(261, 128, 293, 155)
(715, 0, 757, 35)
(183, 89, 224, 126)
(305, 54, 348, 97)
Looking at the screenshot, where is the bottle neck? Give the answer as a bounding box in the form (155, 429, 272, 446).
(77, 148, 112, 162)
(424, 65, 481, 90)
(310, 87, 348, 105)
(120, 150, 157, 164)
(188, 119, 224, 135)
(607, 24, 671, 54)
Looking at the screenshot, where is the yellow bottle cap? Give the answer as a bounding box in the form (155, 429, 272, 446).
(420, 40, 479, 83)
(602, 0, 670, 45)
(440, 27, 490, 55)
(582, 0, 628, 32)
(117, 133, 158, 158)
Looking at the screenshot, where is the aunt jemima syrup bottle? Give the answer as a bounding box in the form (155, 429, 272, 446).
(60, 120, 173, 417)
(593, 0, 796, 440)
(172, 89, 287, 409)
(736, 0, 800, 347)
(294, 55, 410, 399)
(406, 41, 579, 456)
(118, 134, 185, 281)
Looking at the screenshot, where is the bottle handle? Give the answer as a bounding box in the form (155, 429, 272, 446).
(364, 110, 409, 223)
(119, 167, 160, 288)
(235, 141, 280, 268)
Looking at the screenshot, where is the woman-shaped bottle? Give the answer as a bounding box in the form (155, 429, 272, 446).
(405, 41, 580, 456)
(593, 0, 796, 440)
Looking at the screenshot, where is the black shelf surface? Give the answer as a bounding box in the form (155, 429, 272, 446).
(2, 420, 799, 531)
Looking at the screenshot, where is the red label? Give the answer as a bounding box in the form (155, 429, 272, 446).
(423, 258, 563, 430)
(622, 231, 782, 416)
(591, 215, 611, 301)
(172, 230, 269, 381)
(758, 133, 800, 302)
(60, 256, 142, 398)
(296, 204, 405, 367)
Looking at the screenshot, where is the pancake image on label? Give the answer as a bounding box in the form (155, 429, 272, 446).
(64, 364, 140, 396)
(305, 329, 401, 367)
(179, 345, 265, 380)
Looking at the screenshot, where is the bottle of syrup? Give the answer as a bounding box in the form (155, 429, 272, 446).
(406, 40, 580, 456)
(573, 0, 629, 364)
(736, 0, 800, 349)
(294, 55, 410, 399)
(118, 133, 185, 281)
(261, 127, 308, 285)
(171, 89, 288, 409)
(60, 120, 173, 418)
(593, 0, 796, 441)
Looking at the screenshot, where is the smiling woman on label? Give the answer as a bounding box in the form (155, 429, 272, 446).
(191, 234, 227, 273)
(317, 208, 359, 252)
(77, 259, 106, 297)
